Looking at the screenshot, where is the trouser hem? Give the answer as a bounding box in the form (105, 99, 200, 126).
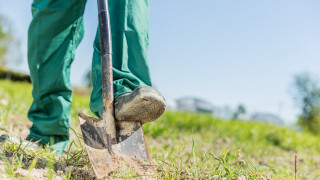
(26, 133, 49, 145)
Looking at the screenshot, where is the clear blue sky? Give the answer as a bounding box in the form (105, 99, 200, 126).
(1, 0, 320, 123)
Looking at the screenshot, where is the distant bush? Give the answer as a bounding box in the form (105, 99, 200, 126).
(297, 106, 320, 135)
(0, 68, 31, 83)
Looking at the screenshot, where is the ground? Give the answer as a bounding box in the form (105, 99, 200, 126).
(0, 80, 320, 179)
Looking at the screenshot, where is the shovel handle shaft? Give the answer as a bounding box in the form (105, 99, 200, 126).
(98, 0, 112, 55)
(97, 0, 117, 144)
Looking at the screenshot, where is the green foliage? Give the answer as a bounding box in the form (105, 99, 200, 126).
(0, 15, 21, 69)
(0, 16, 13, 68)
(297, 106, 320, 135)
(233, 104, 246, 120)
(84, 70, 92, 87)
(293, 72, 320, 135)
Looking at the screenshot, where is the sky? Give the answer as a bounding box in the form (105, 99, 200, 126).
(1, 0, 320, 123)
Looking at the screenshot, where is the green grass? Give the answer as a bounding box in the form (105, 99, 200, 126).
(0, 79, 320, 179)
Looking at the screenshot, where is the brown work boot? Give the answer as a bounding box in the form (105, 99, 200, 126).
(115, 86, 166, 123)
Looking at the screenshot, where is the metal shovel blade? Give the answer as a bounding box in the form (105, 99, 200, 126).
(116, 122, 152, 161)
(79, 113, 153, 178)
(78, 113, 118, 178)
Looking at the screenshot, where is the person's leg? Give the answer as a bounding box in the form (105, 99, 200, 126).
(27, 0, 86, 152)
(90, 0, 153, 117)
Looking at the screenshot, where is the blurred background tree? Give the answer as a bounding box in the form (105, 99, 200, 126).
(84, 69, 92, 87)
(233, 104, 246, 120)
(0, 16, 11, 68)
(0, 15, 27, 82)
(0, 15, 21, 69)
(293, 72, 320, 135)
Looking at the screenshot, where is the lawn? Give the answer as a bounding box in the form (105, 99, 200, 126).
(0, 80, 319, 179)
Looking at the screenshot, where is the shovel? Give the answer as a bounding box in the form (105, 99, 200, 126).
(78, 0, 152, 178)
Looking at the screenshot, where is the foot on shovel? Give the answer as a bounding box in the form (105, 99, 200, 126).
(115, 86, 166, 124)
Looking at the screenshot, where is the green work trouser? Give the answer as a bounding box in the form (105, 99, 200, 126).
(27, 0, 152, 152)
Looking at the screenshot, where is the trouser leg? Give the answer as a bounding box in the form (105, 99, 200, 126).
(27, 0, 86, 152)
(90, 0, 152, 117)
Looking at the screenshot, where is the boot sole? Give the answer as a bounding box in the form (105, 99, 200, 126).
(115, 86, 166, 123)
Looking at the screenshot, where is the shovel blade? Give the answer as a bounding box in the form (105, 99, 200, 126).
(79, 113, 154, 178)
(116, 122, 152, 161)
(78, 113, 118, 178)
